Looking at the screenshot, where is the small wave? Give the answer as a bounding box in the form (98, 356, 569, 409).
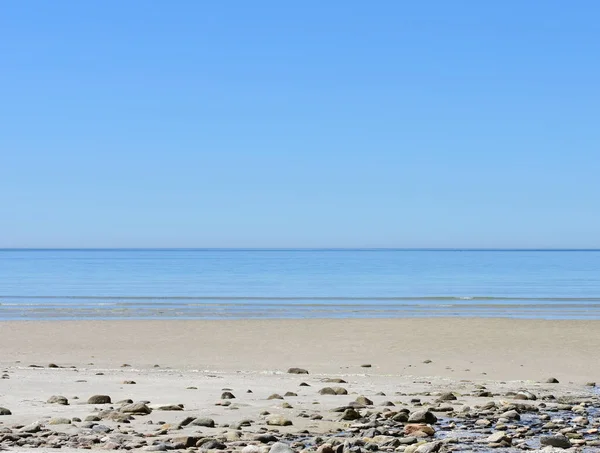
(2, 295, 600, 302)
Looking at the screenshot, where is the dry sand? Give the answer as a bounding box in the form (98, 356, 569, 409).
(0, 319, 599, 451)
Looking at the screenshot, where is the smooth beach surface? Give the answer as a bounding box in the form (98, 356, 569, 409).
(1, 318, 599, 382)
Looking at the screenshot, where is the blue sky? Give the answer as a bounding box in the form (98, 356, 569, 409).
(1, 1, 599, 248)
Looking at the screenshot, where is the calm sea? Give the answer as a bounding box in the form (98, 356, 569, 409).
(1, 249, 599, 320)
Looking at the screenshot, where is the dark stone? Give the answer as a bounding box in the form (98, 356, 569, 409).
(540, 435, 571, 448)
(408, 410, 437, 424)
(87, 395, 112, 404)
(287, 368, 309, 374)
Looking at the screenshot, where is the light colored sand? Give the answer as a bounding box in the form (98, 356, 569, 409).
(0, 318, 599, 382)
(0, 319, 599, 450)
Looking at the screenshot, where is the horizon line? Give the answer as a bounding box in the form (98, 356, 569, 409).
(2, 247, 600, 252)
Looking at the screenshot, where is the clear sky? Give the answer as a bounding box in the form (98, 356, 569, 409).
(1, 1, 599, 248)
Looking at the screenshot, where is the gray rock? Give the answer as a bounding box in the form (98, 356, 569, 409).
(408, 410, 437, 424)
(546, 377, 559, 384)
(287, 367, 309, 374)
(88, 394, 112, 404)
(266, 415, 293, 426)
(319, 386, 347, 395)
(269, 442, 294, 453)
(515, 390, 537, 400)
(540, 435, 571, 448)
(487, 432, 510, 444)
(0, 407, 11, 415)
(392, 412, 409, 422)
(255, 434, 279, 443)
(340, 408, 361, 420)
(176, 416, 196, 428)
(355, 395, 373, 406)
(267, 393, 284, 400)
(92, 424, 112, 433)
(120, 402, 152, 414)
(144, 444, 167, 452)
(499, 409, 520, 420)
(49, 417, 72, 425)
(415, 442, 441, 453)
(436, 392, 457, 401)
(47, 395, 69, 405)
(221, 391, 236, 399)
(242, 446, 262, 453)
(201, 440, 226, 450)
(156, 404, 183, 411)
(171, 436, 201, 448)
(191, 417, 215, 427)
(19, 421, 43, 433)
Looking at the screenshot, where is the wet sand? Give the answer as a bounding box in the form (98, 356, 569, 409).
(1, 318, 599, 382)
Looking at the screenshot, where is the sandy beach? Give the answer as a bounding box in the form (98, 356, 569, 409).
(1, 318, 599, 381)
(1, 318, 599, 452)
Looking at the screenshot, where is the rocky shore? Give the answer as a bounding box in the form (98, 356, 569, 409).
(1, 364, 598, 452)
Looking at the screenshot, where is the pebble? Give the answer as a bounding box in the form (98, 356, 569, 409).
(408, 410, 437, 424)
(319, 386, 348, 395)
(120, 402, 152, 414)
(487, 432, 510, 444)
(47, 395, 69, 405)
(539, 435, 571, 448)
(0, 407, 11, 415)
(19, 421, 43, 433)
(49, 417, 72, 425)
(266, 415, 293, 426)
(242, 446, 262, 453)
(269, 442, 295, 453)
(355, 396, 373, 406)
(191, 417, 215, 427)
(436, 392, 456, 401)
(340, 408, 361, 420)
(287, 368, 309, 374)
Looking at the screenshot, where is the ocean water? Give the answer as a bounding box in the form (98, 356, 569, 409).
(1, 249, 599, 320)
